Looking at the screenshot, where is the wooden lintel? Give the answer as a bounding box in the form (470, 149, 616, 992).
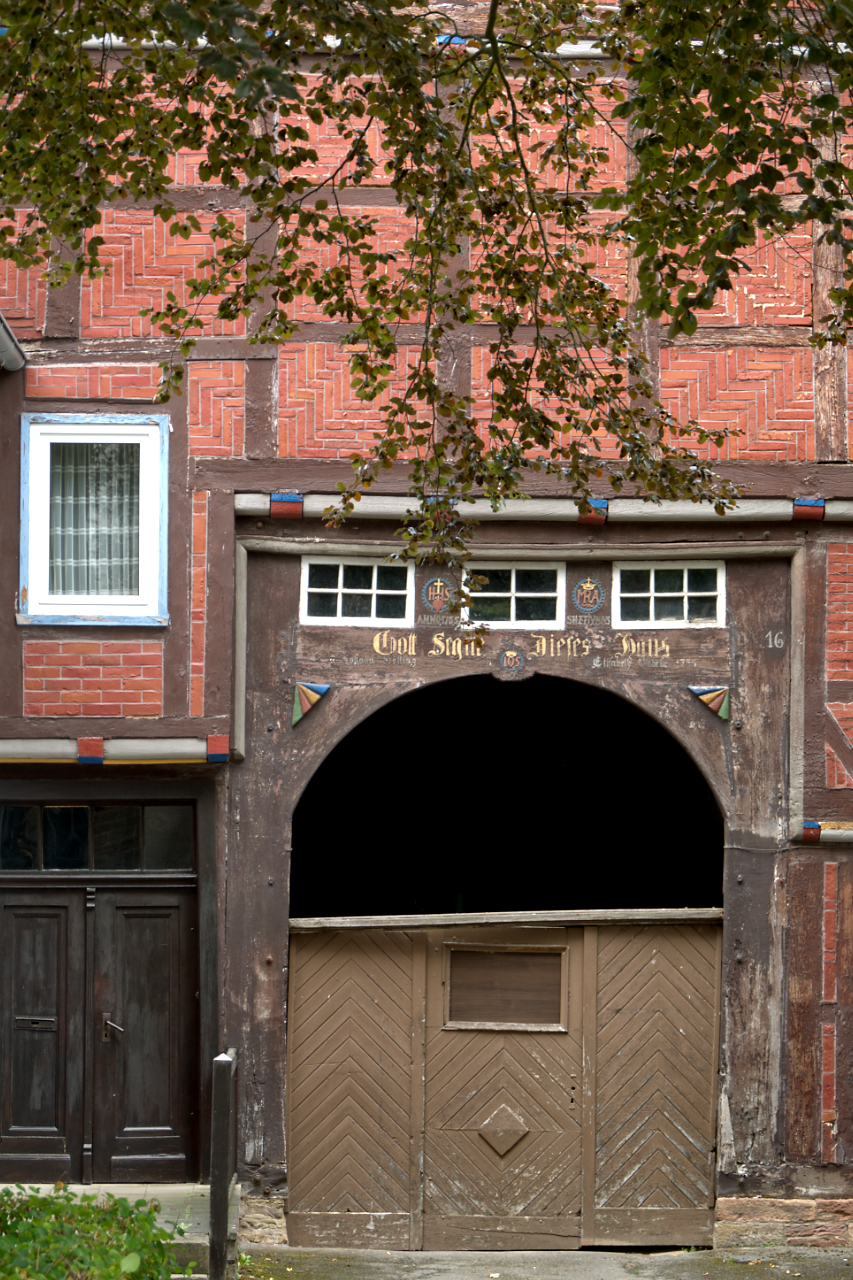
(289, 907, 724, 931)
(666, 325, 812, 349)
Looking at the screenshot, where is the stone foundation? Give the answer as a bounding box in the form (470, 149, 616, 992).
(715, 1198, 853, 1248)
(238, 1197, 288, 1245)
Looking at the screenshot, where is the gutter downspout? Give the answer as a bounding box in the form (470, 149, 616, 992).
(0, 311, 25, 371)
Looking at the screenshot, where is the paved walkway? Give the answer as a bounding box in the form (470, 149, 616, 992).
(242, 1245, 853, 1280)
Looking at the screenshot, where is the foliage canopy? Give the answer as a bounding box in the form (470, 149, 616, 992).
(1, 0, 850, 557)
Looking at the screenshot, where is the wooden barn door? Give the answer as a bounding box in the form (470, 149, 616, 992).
(421, 927, 584, 1249)
(286, 918, 721, 1250)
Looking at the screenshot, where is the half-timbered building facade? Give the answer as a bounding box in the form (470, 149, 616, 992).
(1, 31, 853, 1254)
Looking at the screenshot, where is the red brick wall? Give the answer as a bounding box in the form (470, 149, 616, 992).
(827, 544, 853, 679)
(25, 364, 161, 401)
(23, 641, 164, 717)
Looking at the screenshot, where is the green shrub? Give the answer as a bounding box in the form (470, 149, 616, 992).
(0, 1183, 193, 1279)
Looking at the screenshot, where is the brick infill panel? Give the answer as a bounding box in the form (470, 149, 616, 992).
(24, 640, 163, 717)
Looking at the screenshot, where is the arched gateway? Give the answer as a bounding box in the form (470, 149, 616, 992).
(285, 675, 724, 1250)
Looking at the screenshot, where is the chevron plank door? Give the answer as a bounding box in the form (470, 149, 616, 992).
(589, 924, 721, 1246)
(286, 929, 418, 1247)
(421, 928, 584, 1249)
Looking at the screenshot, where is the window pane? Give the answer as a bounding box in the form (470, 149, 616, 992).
(654, 596, 684, 621)
(621, 569, 650, 593)
(476, 569, 511, 593)
(341, 593, 371, 617)
(376, 565, 407, 591)
(449, 951, 562, 1024)
(516, 569, 557, 594)
(655, 568, 683, 593)
(43, 807, 89, 870)
(308, 563, 338, 589)
(688, 568, 717, 593)
(621, 595, 650, 620)
(144, 806, 193, 870)
(688, 595, 718, 621)
(342, 564, 372, 590)
(516, 596, 557, 621)
(470, 598, 512, 621)
(0, 806, 38, 871)
(49, 442, 140, 596)
(307, 592, 337, 617)
(94, 807, 141, 870)
(376, 594, 406, 618)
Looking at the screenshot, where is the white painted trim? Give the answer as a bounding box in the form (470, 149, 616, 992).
(825, 501, 853, 521)
(299, 555, 415, 628)
(235, 494, 270, 518)
(20, 413, 169, 624)
(611, 560, 726, 630)
(463, 561, 567, 630)
(291, 907, 724, 931)
(608, 498, 793, 522)
(0, 738, 209, 763)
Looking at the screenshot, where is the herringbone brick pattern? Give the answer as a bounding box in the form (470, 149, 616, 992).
(693, 230, 812, 326)
(81, 209, 247, 338)
(0, 216, 46, 338)
(826, 744, 853, 789)
(278, 343, 424, 458)
(659, 347, 815, 460)
(827, 545, 853, 679)
(188, 361, 245, 455)
(25, 364, 161, 401)
(289, 207, 420, 322)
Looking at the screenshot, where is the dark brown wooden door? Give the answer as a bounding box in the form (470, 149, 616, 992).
(0, 891, 85, 1183)
(0, 887, 198, 1184)
(93, 889, 199, 1182)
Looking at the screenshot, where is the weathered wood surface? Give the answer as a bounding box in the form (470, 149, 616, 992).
(286, 930, 415, 1247)
(192, 455, 853, 498)
(785, 855, 823, 1161)
(291, 909, 724, 931)
(592, 925, 720, 1239)
(286, 923, 720, 1249)
(668, 326, 811, 348)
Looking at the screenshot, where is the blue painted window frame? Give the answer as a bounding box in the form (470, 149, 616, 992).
(18, 412, 170, 627)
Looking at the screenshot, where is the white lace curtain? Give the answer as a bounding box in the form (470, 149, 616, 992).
(48, 442, 140, 595)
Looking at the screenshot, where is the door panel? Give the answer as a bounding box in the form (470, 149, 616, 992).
(286, 929, 415, 1248)
(591, 924, 721, 1247)
(422, 928, 583, 1250)
(0, 892, 84, 1181)
(93, 890, 199, 1182)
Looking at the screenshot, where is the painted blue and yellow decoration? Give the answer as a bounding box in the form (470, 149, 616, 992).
(689, 685, 730, 721)
(292, 682, 330, 727)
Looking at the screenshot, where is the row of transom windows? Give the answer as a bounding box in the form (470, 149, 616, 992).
(300, 559, 726, 629)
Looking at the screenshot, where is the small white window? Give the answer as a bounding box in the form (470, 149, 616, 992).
(612, 562, 725, 628)
(19, 414, 169, 625)
(300, 558, 414, 627)
(463, 563, 566, 629)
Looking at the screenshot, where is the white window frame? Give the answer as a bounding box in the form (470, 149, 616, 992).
(19, 413, 169, 626)
(299, 557, 415, 627)
(611, 561, 726, 629)
(462, 562, 566, 630)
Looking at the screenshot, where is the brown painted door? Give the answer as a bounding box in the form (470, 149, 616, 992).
(286, 921, 721, 1250)
(93, 889, 199, 1182)
(0, 887, 198, 1183)
(422, 927, 584, 1249)
(0, 891, 85, 1183)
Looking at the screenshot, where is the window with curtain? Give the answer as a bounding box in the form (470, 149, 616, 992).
(48, 442, 140, 596)
(20, 413, 169, 624)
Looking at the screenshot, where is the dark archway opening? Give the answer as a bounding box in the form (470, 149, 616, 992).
(291, 673, 723, 916)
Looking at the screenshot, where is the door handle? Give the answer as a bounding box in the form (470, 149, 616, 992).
(101, 1013, 125, 1041)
